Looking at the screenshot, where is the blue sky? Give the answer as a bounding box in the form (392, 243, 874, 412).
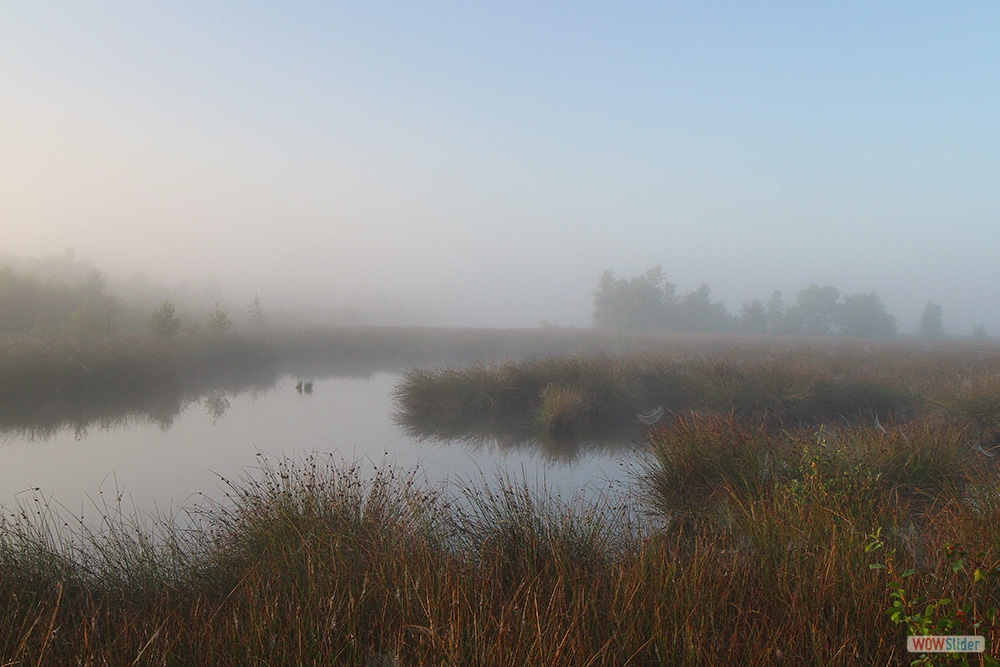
(2, 3, 998, 331)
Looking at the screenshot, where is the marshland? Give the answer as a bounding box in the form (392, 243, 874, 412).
(7, 4, 1000, 663)
(3, 306, 1000, 664)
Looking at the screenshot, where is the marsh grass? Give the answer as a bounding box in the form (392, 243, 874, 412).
(394, 341, 971, 444)
(6, 335, 1000, 663)
(2, 433, 999, 665)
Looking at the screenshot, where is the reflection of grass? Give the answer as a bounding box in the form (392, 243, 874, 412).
(2, 439, 999, 664)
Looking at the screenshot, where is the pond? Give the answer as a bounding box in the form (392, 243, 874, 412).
(0, 372, 645, 522)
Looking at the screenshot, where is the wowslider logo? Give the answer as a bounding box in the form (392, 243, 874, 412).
(907, 635, 986, 653)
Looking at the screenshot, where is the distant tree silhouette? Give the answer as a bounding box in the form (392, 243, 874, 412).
(785, 285, 841, 335)
(593, 266, 675, 330)
(148, 301, 182, 340)
(0, 265, 119, 336)
(676, 284, 735, 332)
(206, 303, 233, 336)
(919, 303, 945, 338)
(593, 269, 896, 338)
(739, 299, 768, 334)
(765, 291, 786, 334)
(840, 293, 896, 338)
(247, 294, 268, 330)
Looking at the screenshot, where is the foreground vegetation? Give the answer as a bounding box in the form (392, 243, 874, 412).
(2, 412, 999, 665)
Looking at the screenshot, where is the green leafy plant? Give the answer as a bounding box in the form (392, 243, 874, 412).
(867, 528, 999, 666)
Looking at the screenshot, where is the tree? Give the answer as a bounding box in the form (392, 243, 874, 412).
(739, 299, 768, 334)
(69, 270, 118, 339)
(593, 266, 675, 330)
(840, 293, 896, 338)
(765, 291, 786, 334)
(787, 285, 842, 335)
(206, 303, 233, 336)
(919, 303, 944, 338)
(247, 294, 268, 329)
(148, 301, 182, 340)
(676, 284, 734, 332)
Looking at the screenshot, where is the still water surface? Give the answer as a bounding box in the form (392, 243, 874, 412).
(0, 373, 642, 520)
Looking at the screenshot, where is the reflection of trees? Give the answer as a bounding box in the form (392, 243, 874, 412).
(201, 390, 232, 423)
(0, 371, 278, 442)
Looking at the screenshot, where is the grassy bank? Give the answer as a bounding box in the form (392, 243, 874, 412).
(395, 339, 1000, 443)
(2, 417, 999, 665)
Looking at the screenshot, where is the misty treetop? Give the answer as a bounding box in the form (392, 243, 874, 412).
(0, 262, 268, 341)
(593, 266, 735, 333)
(920, 303, 945, 339)
(0, 266, 121, 338)
(593, 266, 898, 338)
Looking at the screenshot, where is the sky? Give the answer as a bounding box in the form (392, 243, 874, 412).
(2, 2, 999, 332)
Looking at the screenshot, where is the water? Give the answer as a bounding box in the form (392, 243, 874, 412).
(0, 372, 644, 520)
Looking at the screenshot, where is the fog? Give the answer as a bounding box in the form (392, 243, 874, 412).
(3, 4, 999, 334)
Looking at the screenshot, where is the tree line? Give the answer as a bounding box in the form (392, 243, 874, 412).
(0, 264, 267, 340)
(594, 266, 948, 339)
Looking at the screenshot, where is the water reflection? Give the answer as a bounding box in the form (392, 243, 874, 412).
(1, 362, 643, 465)
(0, 369, 281, 442)
(394, 411, 642, 463)
(0, 348, 653, 468)
(0, 366, 640, 522)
